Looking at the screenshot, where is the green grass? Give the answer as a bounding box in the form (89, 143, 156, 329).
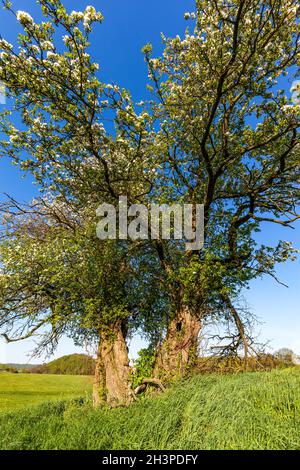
(0, 368, 299, 450)
(0, 373, 92, 412)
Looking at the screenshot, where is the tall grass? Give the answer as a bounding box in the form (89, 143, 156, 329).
(0, 368, 299, 450)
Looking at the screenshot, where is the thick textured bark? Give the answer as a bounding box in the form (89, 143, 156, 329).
(92, 351, 106, 407)
(154, 306, 201, 379)
(93, 321, 132, 408)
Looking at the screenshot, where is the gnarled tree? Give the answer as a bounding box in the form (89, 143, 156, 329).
(0, 0, 159, 405)
(143, 0, 300, 377)
(0, 197, 138, 406)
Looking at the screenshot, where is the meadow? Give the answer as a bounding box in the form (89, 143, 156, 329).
(0, 368, 299, 450)
(0, 373, 92, 412)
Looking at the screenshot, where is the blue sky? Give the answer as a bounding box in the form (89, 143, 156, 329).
(0, 0, 299, 364)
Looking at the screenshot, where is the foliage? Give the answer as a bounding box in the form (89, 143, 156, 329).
(0, 368, 299, 449)
(1, 363, 38, 370)
(32, 354, 95, 376)
(195, 353, 296, 374)
(0, 364, 18, 373)
(0, 199, 134, 352)
(274, 348, 295, 362)
(131, 347, 156, 388)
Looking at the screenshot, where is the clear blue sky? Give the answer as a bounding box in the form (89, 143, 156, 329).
(0, 0, 299, 364)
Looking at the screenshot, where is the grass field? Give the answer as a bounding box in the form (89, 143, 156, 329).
(0, 368, 299, 450)
(0, 373, 92, 412)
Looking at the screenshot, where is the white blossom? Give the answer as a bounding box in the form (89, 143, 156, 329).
(91, 122, 105, 132)
(40, 41, 54, 51)
(46, 51, 56, 60)
(82, 6, 103, 29)
(63, 36, 72, 46)
(30, 45, 40, 54)
(70, 11, 84, 22)
(16, 11, 34, 25)
(0, 39, 13, 50)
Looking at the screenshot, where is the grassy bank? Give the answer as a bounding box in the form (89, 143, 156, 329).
(0, 368, 299, 450)
(0, 373, 92, 412)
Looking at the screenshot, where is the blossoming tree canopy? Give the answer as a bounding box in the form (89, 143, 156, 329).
(0, 0, 155, 204)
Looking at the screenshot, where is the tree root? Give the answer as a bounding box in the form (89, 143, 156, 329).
(134, 378, 166, 395)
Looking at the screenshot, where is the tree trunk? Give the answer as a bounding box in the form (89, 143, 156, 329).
(93, 321, 132, 408)
(92, 350, 106, 407)
(154, 305, 201, 379)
